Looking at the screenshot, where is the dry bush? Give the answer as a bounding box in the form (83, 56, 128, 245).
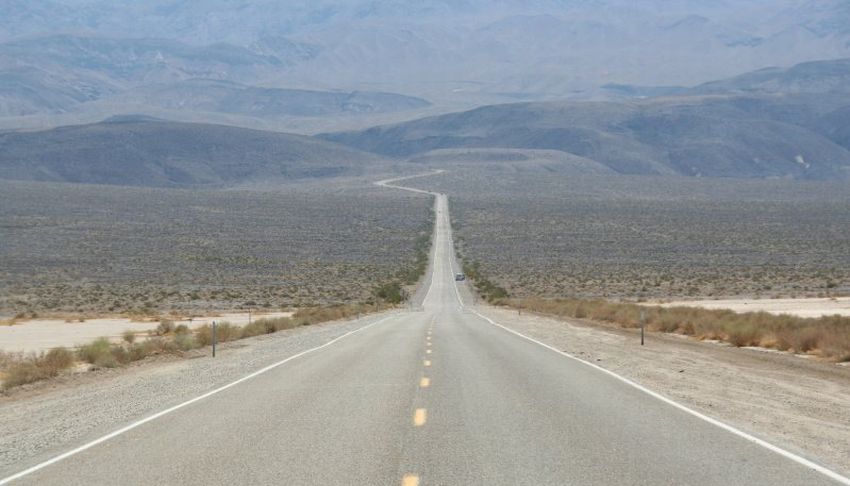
(194, 322, 239, 345)
(122, 330, 136, 344)
(173, 333, 198, 351)
(1, 348, 75, 390)
(77, 338, 113, 366)
(154, 319, 175, 336)
(293, 303, 388, 326)
(239, 317, 296, 338)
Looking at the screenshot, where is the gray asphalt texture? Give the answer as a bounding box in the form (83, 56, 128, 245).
(4, 189, 843, 485)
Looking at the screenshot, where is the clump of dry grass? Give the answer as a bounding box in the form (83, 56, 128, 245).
(238, 317, 296, 338)
(122, 330, 136, 344)
(1, 348, 75, 389)
(153, 319, 175, 336)
(502, 297, 850, 362)
(292, 303, 388, 326)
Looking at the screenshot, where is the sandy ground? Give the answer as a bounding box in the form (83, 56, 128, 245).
(646, 297, 850, 318)
(477, 305, 850, 477)
(0, 312, 293, 353)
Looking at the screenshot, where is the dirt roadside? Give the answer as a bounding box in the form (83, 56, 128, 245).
(476, 305, 850, 477)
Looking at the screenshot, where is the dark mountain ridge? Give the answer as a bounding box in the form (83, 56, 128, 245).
(0, 118, 385, 187)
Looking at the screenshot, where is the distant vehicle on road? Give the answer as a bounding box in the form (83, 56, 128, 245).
(455, 273, 466, 281)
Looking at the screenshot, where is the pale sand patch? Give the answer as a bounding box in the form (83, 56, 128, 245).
(477, 305, 850, 477)
(0, 312, 293, 353)
(645, 297, 850, 318)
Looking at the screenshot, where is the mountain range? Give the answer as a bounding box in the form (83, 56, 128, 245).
(321, 58, 850, 181)
(3, 0, 850, 125)
(2, 14, 850, 184)
(0, 117, 384, 187)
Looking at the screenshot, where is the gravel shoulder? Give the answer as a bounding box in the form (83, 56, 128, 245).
(0, 311, 400, 476)
(475, 304, 850, 477)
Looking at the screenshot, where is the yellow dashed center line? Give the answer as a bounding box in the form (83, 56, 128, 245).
(424, 360, 431, 367)
(402, 474, 420, 486)
(426, 349, 432, 354)
(420, 377, 430, 388)
(414, 408, 427, 426)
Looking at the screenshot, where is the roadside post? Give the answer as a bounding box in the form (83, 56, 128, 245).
(640, 311, 646, 346)
(212, 320, 217, 358)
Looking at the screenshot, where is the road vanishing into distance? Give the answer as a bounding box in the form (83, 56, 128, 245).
(3, 175, 848, 486)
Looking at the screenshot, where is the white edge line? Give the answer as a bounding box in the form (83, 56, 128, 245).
(0, 313, 398, 485)
(468, 308, 850, 486)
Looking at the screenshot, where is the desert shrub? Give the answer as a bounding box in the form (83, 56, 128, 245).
(292, 304, 385, 326)
(110, 346, 131, 366)
(129, 343, 149, 361)
(174, 333, 198, 351)
(77, 338, 113, 365)
(43, 347, 75, 370)
(238, 321, 266, 339)
(214, 322, 240, 342)
(373, 282, 405, 304)
(122, 330, 136, 344)
(195, 325, 213, 346)
(2, 361, 51, 389)
(154, 319, 175, 336)
(724, 321, 761, 347)
(174, 324, 190, 335)
(194, 322, 239, 345)
(262, 317, 296, 333)
(1, 347, 76, 390)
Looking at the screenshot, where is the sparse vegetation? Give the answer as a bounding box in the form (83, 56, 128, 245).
(408, 172, 850, 300)
(154, 319, 175, 336)
(121, 330, 136, 344)
(406, 171, 850, 363)
(1, 348, 75, 390)
(463, 261, 508, 302)
(498, 297, 850, 362)
(373, 282, 406, 304)
(398, 232, 432, 285)
(77, 338, 116, 368)
(0, 181, 432, 316)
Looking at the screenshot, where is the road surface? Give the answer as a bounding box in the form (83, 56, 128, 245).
(2, 178, 847, 485)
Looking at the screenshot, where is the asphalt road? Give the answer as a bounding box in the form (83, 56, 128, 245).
(4, 181, 847, 485)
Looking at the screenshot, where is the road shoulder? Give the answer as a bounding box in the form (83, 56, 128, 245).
(474, 304, 850, 478)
